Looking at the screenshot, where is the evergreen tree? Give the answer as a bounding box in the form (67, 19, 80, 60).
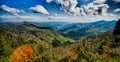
(113, 19, 120, 47)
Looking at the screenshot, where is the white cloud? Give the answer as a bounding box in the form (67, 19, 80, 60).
(114, 8, 120, 12)
(0, 13, 119, 22)
(0, 5, 25, 16)
(53, 13, 58, 15)
(93, 0, 106, 4)
(82, 2, 109, 16)
(46, 0, 53, 3)
(113, 0, 120, 3)
(29, 5, 50, 14)
(56, 0, 109, 16)
(56, 0, 86, 16)
(81, 0, 109, 16)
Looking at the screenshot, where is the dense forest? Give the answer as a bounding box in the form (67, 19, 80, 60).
(0, 20, 120, 62)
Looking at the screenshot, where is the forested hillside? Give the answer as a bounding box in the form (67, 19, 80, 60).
(0, 20, 120, 62)
(0, 22, 73, 62)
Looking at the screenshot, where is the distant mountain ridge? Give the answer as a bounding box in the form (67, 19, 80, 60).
(1, 20, 116, 40)
(61, 20, 116, 40)
(31, 20, 116, 40)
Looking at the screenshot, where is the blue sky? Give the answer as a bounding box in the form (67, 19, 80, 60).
(1, 0, 119, 13)
(0, 0, 120, 22)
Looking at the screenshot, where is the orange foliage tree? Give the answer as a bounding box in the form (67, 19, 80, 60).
(66, 49, 77, 59)
(10, 45, 33, 62)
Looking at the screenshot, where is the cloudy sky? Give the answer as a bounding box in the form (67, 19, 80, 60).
(0, 0, 120, 22)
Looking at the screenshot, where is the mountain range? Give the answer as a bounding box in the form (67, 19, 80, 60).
(0, 20, 120, 62)
(32, 20, 116, 40)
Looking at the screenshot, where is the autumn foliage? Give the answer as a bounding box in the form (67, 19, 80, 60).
(66, 49, 77, 59)
(10, 45, 33, 62)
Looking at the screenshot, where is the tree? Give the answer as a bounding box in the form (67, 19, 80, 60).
(113, 19, 120, 47)
(10, 45, 33, 62)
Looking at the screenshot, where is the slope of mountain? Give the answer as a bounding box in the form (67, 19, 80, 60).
(59, 20, 116, 40)
(0, 22, 73, 62)
(62, 30, 120, 62)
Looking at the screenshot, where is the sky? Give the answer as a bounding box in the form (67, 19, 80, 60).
(0, 0, 120, 22)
